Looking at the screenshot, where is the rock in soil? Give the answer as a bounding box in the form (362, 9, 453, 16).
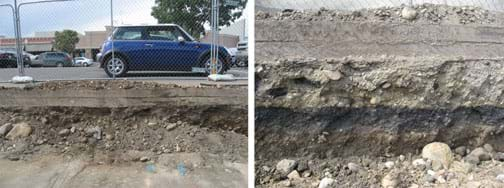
(6, 122, 32, 140)
(276, 159, 298, 174)
(421, 142, 453, 170)
(0, 123, 12, 137)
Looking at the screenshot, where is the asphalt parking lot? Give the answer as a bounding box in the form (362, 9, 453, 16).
(0, 65, 248, 85)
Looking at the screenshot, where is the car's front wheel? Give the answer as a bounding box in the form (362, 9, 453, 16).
(104, 56, 128, 77)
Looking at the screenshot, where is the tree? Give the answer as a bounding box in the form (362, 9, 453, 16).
(53, 30, 80, 54)
(152, 0, 247, 38)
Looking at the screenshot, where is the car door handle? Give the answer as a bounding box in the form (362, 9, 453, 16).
(145, 44, 154, 47)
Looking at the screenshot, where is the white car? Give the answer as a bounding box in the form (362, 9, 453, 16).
(73, 57, 93, 67)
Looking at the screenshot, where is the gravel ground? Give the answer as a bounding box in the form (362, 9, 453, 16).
(257, 3, 503, 26)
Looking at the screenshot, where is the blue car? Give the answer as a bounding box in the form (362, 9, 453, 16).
(98, 24, 231, 77)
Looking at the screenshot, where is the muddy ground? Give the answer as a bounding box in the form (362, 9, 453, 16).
(0, 81, 248, 188)
(255, 4, 504, 188)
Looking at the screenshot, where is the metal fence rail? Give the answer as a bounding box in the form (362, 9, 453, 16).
(0, 0, 248, 83)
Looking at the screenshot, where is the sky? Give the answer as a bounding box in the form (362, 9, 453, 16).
(0, 0, 169, 37)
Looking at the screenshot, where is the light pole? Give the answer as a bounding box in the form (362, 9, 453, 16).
(10, 0, 76, 83)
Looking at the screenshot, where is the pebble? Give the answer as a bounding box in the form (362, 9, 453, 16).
(465, 154, 480, 165)
(401, 7, 418, 20)
(322, 70, 343, 81)
(468, 147, 491, 162)
(166, 123, 178, 131)
(399, 155, 406, 161)
(494, 152, 504, 161)
(318, 177, 335, 188)
(454, 146, 467, 156)
(382, 82, 392, 89)
(58, 129, 70, 136)
(384, 161, 395, 169)
(6, 122, 33, 140)
(276, 159, 298, 174)
(412, 159, 427, 170)
(347, 162, 360, 172)
(382, 172, 400, 188)
(140, 157, 150, 162)
(0, 123, 13, 137)
(287, 170, 301, 180)
(296, 161, 308, 172)
(280, 180, 292, 187)
(496, 174, 504, 183)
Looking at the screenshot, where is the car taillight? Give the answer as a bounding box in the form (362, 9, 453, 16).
(65, 56, 71, 61)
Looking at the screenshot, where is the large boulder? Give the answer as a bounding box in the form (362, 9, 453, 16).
(6, 122, 33, 140)
(422, 142, 453, 170)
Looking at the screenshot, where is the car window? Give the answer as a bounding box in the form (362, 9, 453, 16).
(46, 53, 56, 58)
(146, 26, 189, 41)
(114, 27, 144, 40)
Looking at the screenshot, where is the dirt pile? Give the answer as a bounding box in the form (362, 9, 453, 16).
(0, 106, 247, 164)
(257, 4, 501, 25)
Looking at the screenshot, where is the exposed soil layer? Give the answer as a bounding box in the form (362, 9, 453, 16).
(255, 57, 504, 187)
(0, 106, 247, 161)
(256, 106, 504, 161)
(0, 81, 248, 187)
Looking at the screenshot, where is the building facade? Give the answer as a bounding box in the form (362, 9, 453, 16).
(0, 27, 111, 60)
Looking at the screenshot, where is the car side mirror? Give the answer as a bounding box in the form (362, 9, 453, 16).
(178, 36, 186, 43)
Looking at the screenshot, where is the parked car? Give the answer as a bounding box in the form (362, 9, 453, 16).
(226, 47, 238, 67)
(31, 52, 73, 67)
(235, 41, 248, 67)
(0, 51, 31, 68)
(98, 24, 232, 77)
(74, 57, 93, 67)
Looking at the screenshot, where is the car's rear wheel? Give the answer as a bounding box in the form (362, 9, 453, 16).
(6, 63, 15, 68)
(104, 56, 128, 77)
(202, 55, 225, 75)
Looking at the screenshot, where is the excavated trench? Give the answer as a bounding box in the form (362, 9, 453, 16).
(255, 56, 504, 161)
(0, 81, 248, 188)
(255, 4, 504, 187)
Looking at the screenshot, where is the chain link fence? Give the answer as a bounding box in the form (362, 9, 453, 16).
(0, 0, 248, 82)
(257, 0, 504, 11)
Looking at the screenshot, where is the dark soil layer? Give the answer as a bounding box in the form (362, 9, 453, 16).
(256, 106, 504, 161)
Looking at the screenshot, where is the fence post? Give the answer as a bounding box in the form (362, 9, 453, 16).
(211, 0, 219, 75)
(13, 0, 28, 79)
(110, 0, 115, 80)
